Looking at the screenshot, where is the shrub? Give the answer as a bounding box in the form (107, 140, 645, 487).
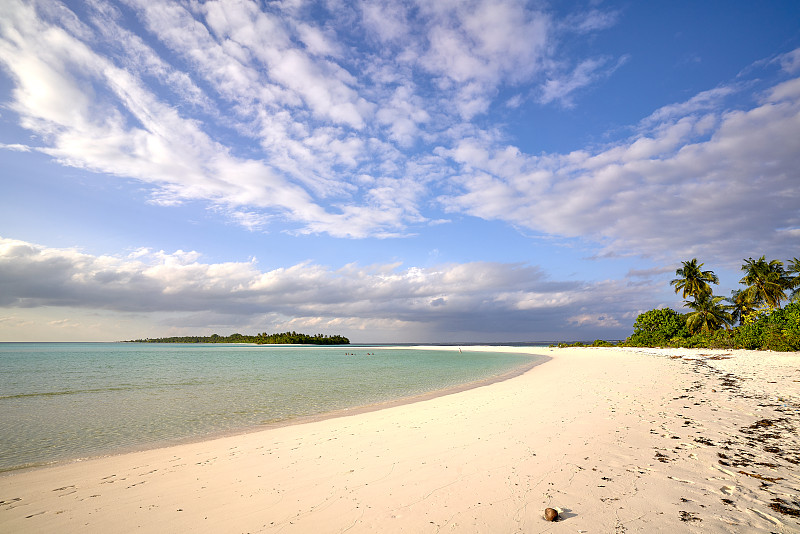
(625, 308, 689, 347)
(728, 302, 800, 351)
(689, 329, 736, 349)
(732, 320, 764, 349)
(556, 341, 586, 348)
(549, 339, 616, 348)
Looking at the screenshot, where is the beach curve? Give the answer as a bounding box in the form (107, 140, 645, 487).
(1, 346, 798, 533)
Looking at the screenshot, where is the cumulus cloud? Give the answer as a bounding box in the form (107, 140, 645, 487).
(639, 85, 736, 127)
(440, 71, 800, 266)
(777, 48, 800, 74)
(0, 237, 655, 340)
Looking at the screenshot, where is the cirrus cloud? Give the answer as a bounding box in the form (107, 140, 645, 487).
(0, 0, 626, 240)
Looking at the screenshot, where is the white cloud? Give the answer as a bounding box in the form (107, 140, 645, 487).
(164, 0, 372, 129)
(778, 48, 800, 74)
(767, 76, 800, 103)
(539, 55, 628, 108)
(0, 0, 628, 243)
(360, 0, 411, 44)
(568, 314, 623, 328)
(419, 0, 549, 85)
(293, 21, 343, 58)
(564, 9, 619, 34)
(0, 143, 31, 151)
(441, 72, 800, 265)
(0, 315, 34, 327)
(640, 85, 736, 127)
(5, 0, 793, 272)
(376, 85, 431, 147)
(0, 0, 430, 238)
(0, 236, 648, 340)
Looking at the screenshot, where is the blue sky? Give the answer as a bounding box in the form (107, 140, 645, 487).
(1, 0, 799, 342)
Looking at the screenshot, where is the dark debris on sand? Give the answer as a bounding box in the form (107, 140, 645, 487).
(664, 354, 800, 523)
(769, 498, 800, 518)
(679, 510, 702, 522)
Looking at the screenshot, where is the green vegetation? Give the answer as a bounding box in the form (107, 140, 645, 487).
(126, 331, 350, 345)
(669, 258, 719, 299)
(623, 256, 800, 351)
(550, 339, 617, 348)
(626, 308, 688, 347)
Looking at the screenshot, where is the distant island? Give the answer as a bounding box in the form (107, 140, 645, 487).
(125, 331, 350, 345)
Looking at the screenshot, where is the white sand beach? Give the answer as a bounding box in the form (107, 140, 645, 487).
(1, 346, 798, 533)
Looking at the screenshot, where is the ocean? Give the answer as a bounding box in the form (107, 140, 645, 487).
(0, 342, 544, 472)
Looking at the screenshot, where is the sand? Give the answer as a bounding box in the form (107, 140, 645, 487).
(1, 346, 799, 533)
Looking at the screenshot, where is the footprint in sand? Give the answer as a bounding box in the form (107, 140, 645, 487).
(712, 465, 737, 477)
(750, 507, 782, 525)
(0, 497, 22, 509)
(667, 476, 695, 484)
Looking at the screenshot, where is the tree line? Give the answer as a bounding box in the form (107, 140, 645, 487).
(625, 256, 800, 351)
(126, 331, 350, 345)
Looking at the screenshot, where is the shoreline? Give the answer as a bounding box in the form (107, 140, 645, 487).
(2, 346, 798, 532)
(252, 348, 548, 431)
(0, 346, 545, 475)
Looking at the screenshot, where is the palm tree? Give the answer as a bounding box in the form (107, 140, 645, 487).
(728, 289, 757, 325)
(786, 257, 800, 303)
(684, 294, 733, 334)
(670, 259, 719, 299)
(739, 256, 790, 309)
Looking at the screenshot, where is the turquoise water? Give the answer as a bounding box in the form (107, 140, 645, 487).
(0, 343, 542, 471)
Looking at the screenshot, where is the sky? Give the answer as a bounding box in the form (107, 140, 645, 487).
(0, 0, 799, 343)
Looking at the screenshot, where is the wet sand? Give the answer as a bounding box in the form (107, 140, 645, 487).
(1, 346, 798, 533)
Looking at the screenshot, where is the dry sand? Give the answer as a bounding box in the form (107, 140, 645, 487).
(1, 346, 799, 533)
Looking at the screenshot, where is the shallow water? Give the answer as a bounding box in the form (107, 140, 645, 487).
(0, 343, 542, 471)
